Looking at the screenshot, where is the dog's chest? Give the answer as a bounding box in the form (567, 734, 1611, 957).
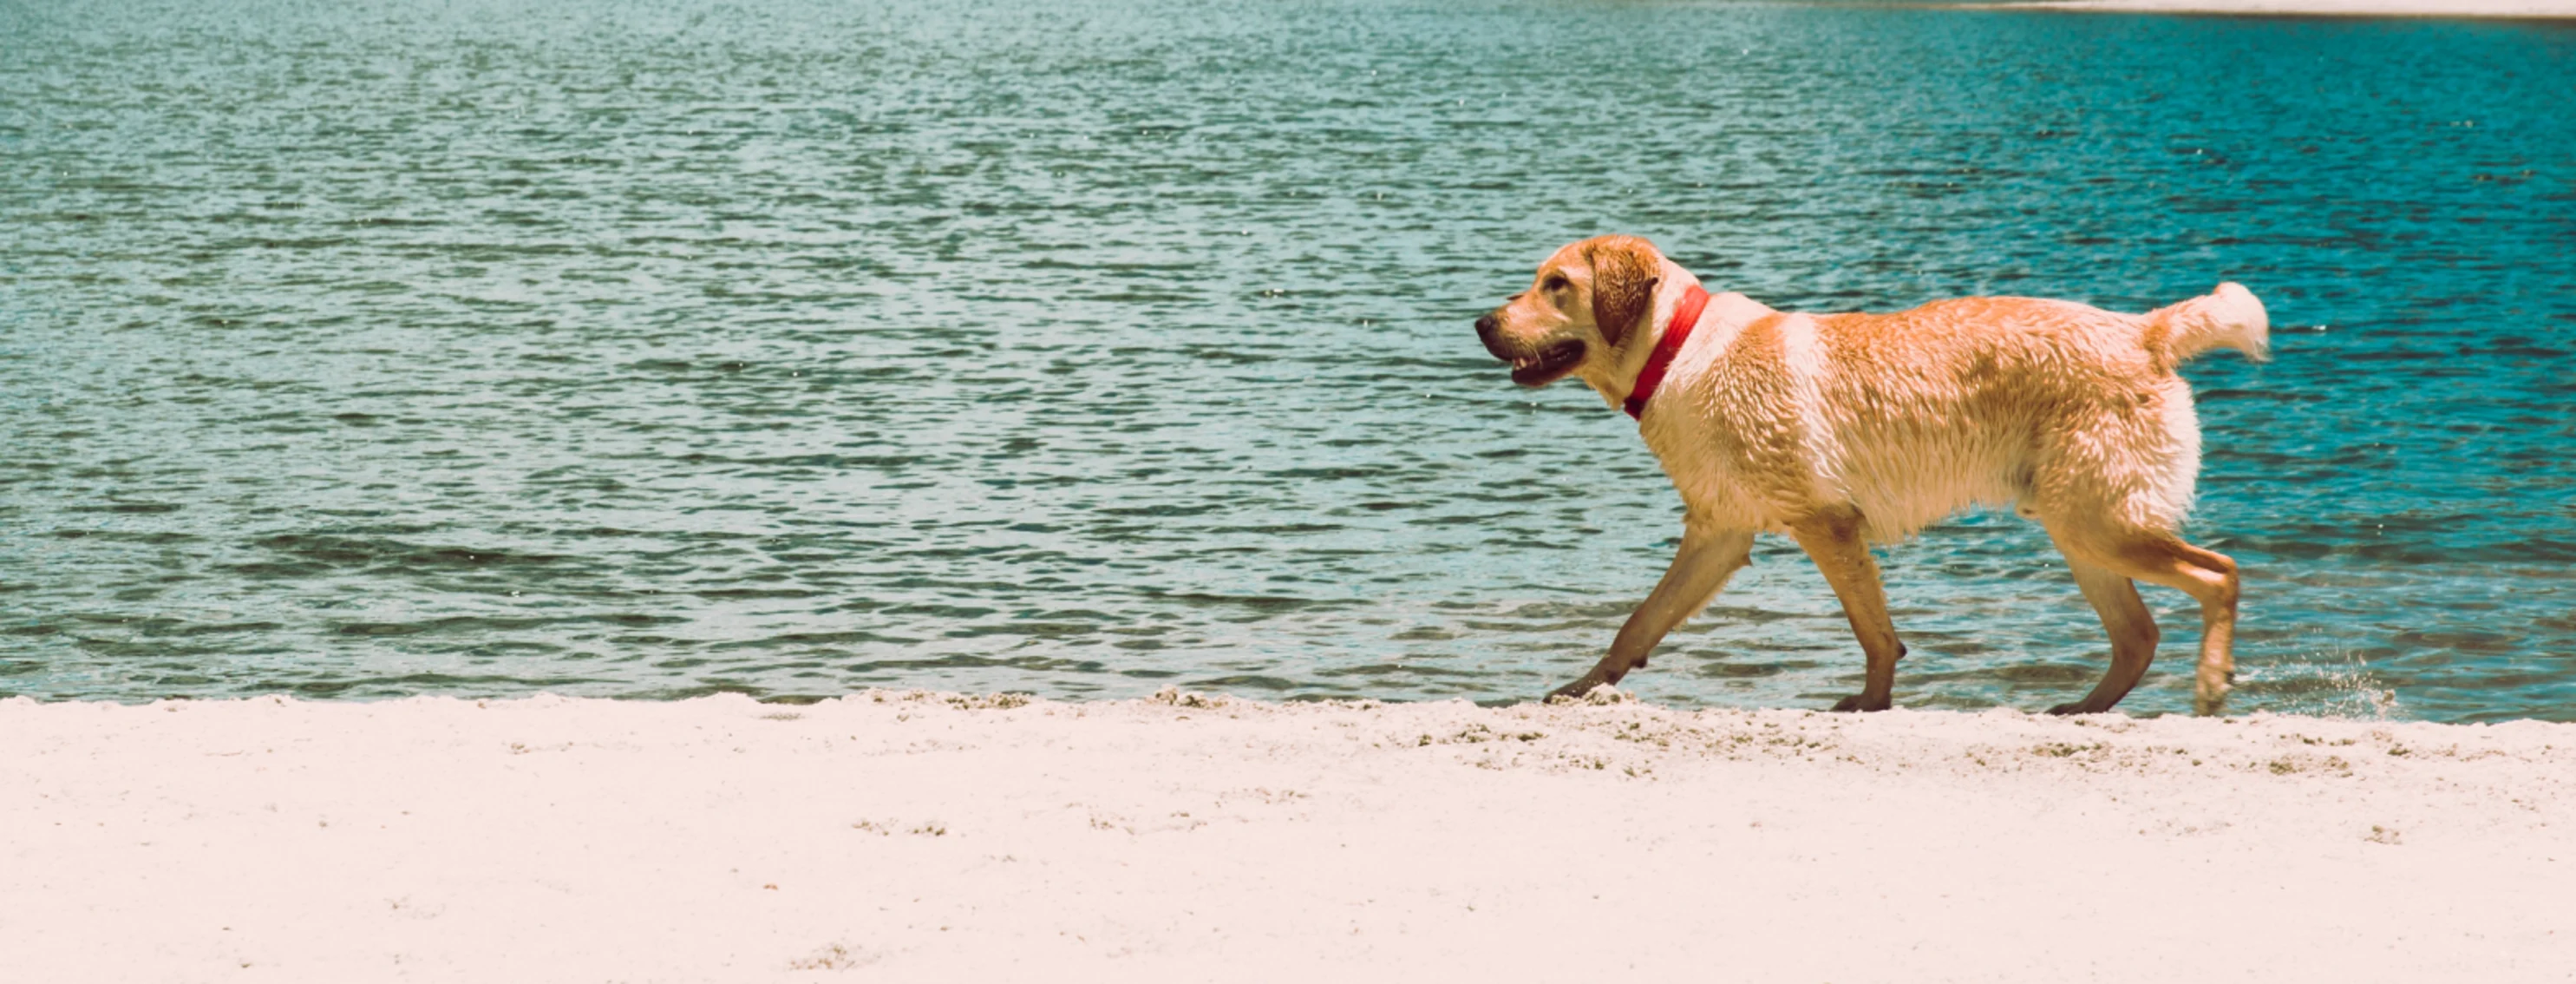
(1630, 310, 1825, 528)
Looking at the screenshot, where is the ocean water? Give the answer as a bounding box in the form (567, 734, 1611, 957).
(3, 0, 2572, 721)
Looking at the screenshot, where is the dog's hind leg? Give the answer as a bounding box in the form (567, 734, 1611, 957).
(1546, 528, 1755, 701)
(2056, 528, 2240, 715)
(1788, 504, 1905, 712)
(2040, 541, 2161, 716)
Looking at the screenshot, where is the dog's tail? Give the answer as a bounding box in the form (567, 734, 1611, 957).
(2148, 282, 2270, 364)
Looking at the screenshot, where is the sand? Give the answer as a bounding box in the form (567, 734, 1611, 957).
(4, 690, 2573, 982)
(1973, 0, 2576, 17)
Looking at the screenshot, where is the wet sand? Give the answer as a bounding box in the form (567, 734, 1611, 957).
(4, 690, 2572, 981)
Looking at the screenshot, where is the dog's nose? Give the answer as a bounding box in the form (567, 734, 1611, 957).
(1474, 313, 1498, 345)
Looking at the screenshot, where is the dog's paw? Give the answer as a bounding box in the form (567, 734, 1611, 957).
(2194, 669, 2232, 717)
(1546, 682, 1632, 706)
(2044, 701, 2095, 717)
(1829, 694, 1893, 713)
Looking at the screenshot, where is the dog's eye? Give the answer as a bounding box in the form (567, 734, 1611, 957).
(1540, 275, 1570, 292)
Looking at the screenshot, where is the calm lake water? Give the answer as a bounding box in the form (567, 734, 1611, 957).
(4, 0, 2573, 721)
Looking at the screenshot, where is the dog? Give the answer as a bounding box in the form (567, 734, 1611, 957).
(1474, 235, 2268, 715)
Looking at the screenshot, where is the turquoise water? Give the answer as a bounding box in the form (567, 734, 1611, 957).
(3, 0, 2572, 720)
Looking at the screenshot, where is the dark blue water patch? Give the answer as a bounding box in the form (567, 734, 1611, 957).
(2, 0, 2573, 720)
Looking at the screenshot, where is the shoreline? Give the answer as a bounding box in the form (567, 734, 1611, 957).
(1956, 0, 2576, 18)
(5, 690, 2573, 981)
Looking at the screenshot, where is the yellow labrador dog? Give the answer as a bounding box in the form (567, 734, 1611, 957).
(1474, 236, 2268, 715)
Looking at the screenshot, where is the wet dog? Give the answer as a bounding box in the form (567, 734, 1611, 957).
(1474, 236, 2268, 715)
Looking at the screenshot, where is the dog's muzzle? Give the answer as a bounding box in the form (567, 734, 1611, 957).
(1476, 313, 1585, 387)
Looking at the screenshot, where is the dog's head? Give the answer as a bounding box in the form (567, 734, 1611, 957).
(1473, 235, 1664, 388)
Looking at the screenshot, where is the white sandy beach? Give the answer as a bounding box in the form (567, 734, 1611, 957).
(3, 691, 2571, 982)
(1978, 0, 2576, 17)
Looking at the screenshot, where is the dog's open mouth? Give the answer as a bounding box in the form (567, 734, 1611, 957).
(1508, 339, 1585, 386)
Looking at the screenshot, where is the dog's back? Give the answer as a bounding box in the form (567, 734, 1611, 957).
(1658, 286, 2270, 542)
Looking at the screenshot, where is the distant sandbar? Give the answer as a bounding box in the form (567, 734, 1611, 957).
(1966, 0, 2576, 17)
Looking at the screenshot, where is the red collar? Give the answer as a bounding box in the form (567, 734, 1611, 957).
(1622, 285, 1710, 421)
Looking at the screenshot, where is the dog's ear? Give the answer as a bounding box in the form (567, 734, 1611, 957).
(1586, 236, 1661, 347)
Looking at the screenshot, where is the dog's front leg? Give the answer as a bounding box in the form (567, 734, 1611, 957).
(1546, 528, 1755, 701)
(1788, 505, 1905, 712)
